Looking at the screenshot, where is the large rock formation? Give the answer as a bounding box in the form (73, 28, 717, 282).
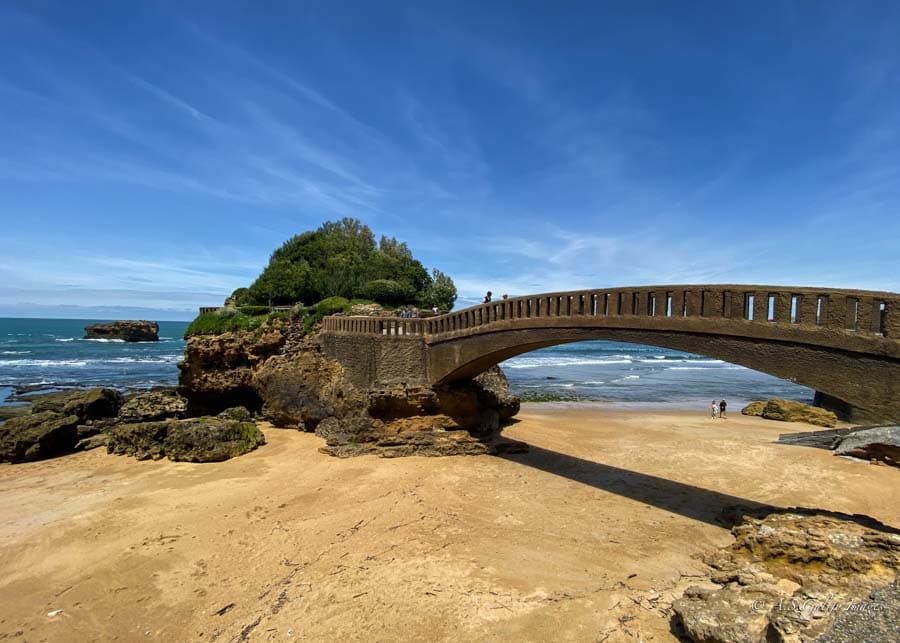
(107, 417, 265, 462)
(177, 317, 522, 458)
(742, 398, 838, 427)
(672, 507, 900, 642)
(84, 320, 159, 342)
(177, 329, 286, 415)
(0, 411, 81, 463)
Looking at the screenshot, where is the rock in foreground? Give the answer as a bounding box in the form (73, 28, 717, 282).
(742, 398, 838, 427)
(0, 411, 81, 463)
(834, 425, 900, 468)
(673, 507, 900, 642)
(107, 417, 265, 462)
(84, 320, 159, 342)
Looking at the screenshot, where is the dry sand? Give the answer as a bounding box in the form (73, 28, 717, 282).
(1, 406, 897, 642)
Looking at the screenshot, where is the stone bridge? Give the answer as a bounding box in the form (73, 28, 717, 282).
(321, 285, 900, 423)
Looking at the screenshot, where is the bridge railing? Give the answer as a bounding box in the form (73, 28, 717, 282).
(322, 316, 428, 336)
(323, 285, 900, 339)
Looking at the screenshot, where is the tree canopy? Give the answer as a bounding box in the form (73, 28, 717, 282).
(241, 218, 457, 310)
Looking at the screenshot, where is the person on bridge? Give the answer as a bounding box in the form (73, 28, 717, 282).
(719, 399, 727, 419)
(710, 400, 719, 419)
(483, 291, 492, 303)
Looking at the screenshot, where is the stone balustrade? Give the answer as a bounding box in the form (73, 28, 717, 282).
(322, 285, 900, 340)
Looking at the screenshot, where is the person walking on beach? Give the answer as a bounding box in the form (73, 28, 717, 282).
(710, 400, 719, 419)
(483, 291, 492, 303)
(719, 399, 727, 419)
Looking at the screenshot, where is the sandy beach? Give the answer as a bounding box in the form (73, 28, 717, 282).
(1, 405, 897, 642)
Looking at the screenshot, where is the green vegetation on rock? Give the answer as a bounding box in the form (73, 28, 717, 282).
(243, 218, 456, 310)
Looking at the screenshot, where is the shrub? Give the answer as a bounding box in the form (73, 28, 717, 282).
(184, 312, 265, 337)
(239, 305, 271, 316)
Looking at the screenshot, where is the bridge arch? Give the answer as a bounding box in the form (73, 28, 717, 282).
(322, 285, 900, 423)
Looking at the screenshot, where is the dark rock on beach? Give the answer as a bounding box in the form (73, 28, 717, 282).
(107, 417, 266, 462)
(0, 411, 81, 463)
(834, 425, 900, 468)
(28, 387, 123, 423)
(84, 320, 159, 342)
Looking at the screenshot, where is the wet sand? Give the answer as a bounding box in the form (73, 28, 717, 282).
(1, 406, 897, 642)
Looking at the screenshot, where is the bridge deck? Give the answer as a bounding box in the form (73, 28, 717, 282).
(323, 284, 900, 346)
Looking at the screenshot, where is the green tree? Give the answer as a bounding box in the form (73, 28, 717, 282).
(421, 269, 457, 311)
(245, 218, 456, 309)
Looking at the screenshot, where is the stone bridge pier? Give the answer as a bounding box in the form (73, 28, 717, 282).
(321, 285, 900, 424)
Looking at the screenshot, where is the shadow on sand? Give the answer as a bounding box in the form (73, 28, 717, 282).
(496, 439, 899, 534)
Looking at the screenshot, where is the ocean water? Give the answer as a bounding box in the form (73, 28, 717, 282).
(0, 318, 813, 411)
(501, 340, 814, 410)
(0, 318, 188, 404)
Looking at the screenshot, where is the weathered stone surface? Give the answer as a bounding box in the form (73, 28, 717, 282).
(75, 433, 109, 452)
(672, 507, 900, 643)
(28, 387, 123, 422)
(741, 401, 766, 416)
(252, 350, 363, 430)
(743, 398, 838, 427)
(761, 398, 838, 427)
(218, 406, 252, 422)
(776, 428, 850, 450)
(84, 320, 159, 342)
(0, 412, 80, 463)
(107, 417, 265, 462)
(178, 318, 521, 458)
(473, 366, 520, 421)
(0, 405, 31, 422)
(119, 389, 187, 423)
(834, 425, 900, 467)
(177, 329, 285, 415)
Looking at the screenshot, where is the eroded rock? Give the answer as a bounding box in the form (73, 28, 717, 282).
(672, 507, 900, 642)
(742, 398, 838, 427)
(119, 389, 187, 423)
(0, 411, 80, 463)
(29, 387, 122, 422)
(834, 425, 900, 468)
(107, 417, 265, 462)
(84, 320, 159, 342)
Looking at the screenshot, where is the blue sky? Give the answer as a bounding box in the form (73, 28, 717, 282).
(1, 1, 898, 320)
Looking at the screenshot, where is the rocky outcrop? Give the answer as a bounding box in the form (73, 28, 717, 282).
(0, 411, 81, 463)
(119, 389, 187, 423)
(252, 348, 363, 430)
(29, 387, 123, 422)
(742, 398, 838, 427)
(0, 405, 30, 422)
(673, 507, 900, 642)
(84, 320, 159, 342)
(177, 318, 522, 458)
(107, 417, 265, 462)
(177, 329, 285, 415)
(834, 425, 900, 467)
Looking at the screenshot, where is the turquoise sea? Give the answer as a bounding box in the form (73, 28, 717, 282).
(0, 318, 813, 410)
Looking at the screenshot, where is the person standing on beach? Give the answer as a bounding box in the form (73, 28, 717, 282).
(710, 400, 719, 418)
(483, 291, 492, 303)
(719, 399, 727, 419)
